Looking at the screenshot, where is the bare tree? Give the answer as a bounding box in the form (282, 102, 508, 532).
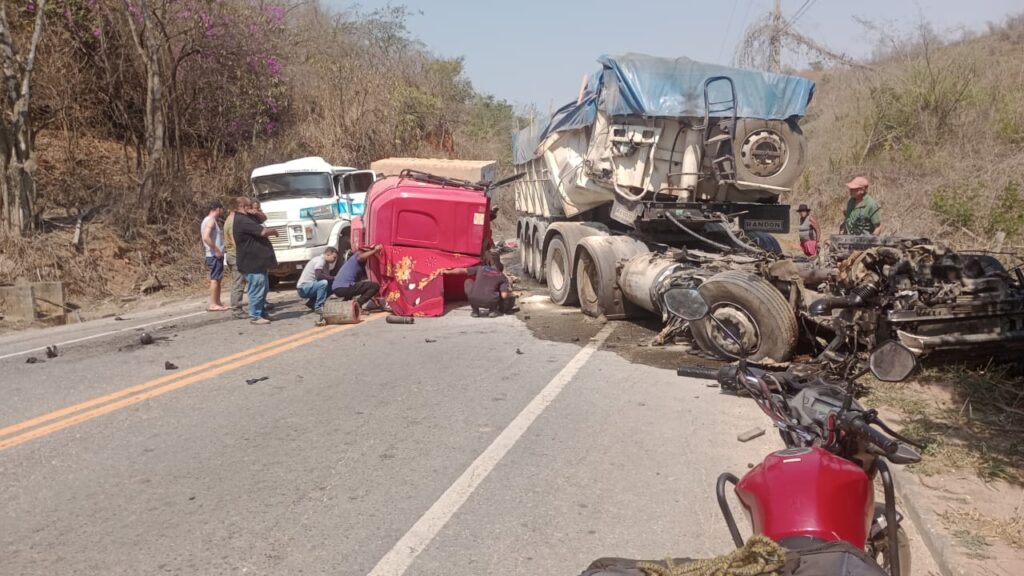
(0, 0, 48, 237)
(121, 0, 165, 221)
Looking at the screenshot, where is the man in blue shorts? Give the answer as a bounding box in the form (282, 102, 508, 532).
(200, 200, 228, 312)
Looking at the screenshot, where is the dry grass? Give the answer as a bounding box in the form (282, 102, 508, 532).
(863, 367, 1024, 484)
(793, 16, 1024, 251)
(941, 506, 1024, 551)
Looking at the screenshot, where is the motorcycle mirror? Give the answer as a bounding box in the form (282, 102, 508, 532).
(663, 288, 709, 321)
(868, 341, 918, 382)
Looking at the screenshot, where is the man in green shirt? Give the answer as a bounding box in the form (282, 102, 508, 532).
(842, 176, 881, 236)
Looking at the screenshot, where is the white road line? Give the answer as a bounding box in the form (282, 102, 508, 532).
(367, 324, 615, 576)
(0, 310, 207, 361)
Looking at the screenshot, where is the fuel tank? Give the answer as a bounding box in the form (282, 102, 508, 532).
(735, 447, 873, 546)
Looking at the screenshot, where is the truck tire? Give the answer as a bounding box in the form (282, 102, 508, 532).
(747, 231, 782, 256)
(690, 271, 798, 362)
(519, 226, 532, 277)
(575, 236, 650, 318)
(546, 235, 578, 306)
(734, 118, 806, 189)
(532, 231, 546, 284)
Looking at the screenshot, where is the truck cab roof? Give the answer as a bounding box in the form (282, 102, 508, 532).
(250, 157, 357, 179)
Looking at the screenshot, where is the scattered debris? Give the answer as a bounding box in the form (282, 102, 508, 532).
(164, 361, 178, 370)
(523, 314, 531, 320)
(139, 333, 155, 345)
(424, 338, 437, 343)
(140, 274, 164, 294)
(571, 337, 580, 342)
(114, 316, 127, 321)
(246, 376, 269, 385)
(738, 427, 766, 443)
(25, 357, 43, 364)
(515, 348, 524, 355)
(45, 345, 59, 358)
(386, 315, 414, 325)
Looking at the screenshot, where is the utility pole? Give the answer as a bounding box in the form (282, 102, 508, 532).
(769, 0, 782, 72)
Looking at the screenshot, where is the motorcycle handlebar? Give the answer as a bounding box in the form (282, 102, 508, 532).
(676, 365, 721, 380)
(840, 413, 898, 455)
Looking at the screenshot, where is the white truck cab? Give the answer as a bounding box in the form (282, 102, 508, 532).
(250, 156, 376, 282)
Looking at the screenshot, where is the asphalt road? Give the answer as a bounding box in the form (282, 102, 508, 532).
(0, 292, 937, 575)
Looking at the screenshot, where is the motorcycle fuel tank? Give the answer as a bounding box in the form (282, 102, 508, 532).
(735, 447, 873, 546)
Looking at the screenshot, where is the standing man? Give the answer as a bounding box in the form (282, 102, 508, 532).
(332, 244, 384, 311)
(233, 202, 279, 324)
(223, 197, 249, 318)
(296, 246, 339, 314)
(842, 176, 882, 236)
(797, 203, 821, 256)
(201, 201, 228, 312)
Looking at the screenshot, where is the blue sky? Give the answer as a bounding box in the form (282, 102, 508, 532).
(326, 0, 1022, 109)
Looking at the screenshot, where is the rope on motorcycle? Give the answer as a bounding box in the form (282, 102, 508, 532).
(635, 535, 789, 576)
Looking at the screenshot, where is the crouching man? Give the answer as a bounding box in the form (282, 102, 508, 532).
(296, 247, 338, 314)
(332, 244, 385, 311)
(443, 253, 515, 318)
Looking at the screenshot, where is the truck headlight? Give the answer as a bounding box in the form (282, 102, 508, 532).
(300, 205, 336, 219)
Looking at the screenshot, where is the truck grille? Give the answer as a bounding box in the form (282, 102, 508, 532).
(268, 225, 289, 248)
(265, 211, 288, 221)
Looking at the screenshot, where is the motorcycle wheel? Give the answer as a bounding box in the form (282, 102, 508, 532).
(870, 525, 912, 576)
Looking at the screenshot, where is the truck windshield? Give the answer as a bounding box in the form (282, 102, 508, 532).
(252, 173, 333, 200)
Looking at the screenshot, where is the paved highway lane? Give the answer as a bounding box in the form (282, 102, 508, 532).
(0, 295, 936, 575)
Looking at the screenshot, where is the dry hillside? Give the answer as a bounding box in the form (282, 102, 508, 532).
(792, 16, 1024, 252)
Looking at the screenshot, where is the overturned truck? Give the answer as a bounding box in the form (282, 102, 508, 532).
(513, 54, 1024, 363)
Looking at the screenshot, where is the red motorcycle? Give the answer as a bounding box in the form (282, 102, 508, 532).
(669, 289, 926, 576)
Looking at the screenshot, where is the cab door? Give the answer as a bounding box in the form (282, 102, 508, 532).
(339, 170, 377, 218)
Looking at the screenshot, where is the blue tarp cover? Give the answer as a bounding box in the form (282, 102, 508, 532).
(513, 53, 816, 164)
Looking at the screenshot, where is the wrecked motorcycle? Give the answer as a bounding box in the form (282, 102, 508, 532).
(672, 288, 925, 576)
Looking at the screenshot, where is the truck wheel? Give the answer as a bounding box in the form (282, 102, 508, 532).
(519, 227, 532, 277)
(336, 235, 352, 261)
(747, 231, 782, 256)
(734, 118, 806, 189)
(532, 231, 546, 284)
(691, 271, 797, 362)
(575, 236, 650, 318)
(546, 235, 578, 306)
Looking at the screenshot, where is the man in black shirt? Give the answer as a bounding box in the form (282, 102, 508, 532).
(233, 203, 279, 324)
(442, 252, 514, 317)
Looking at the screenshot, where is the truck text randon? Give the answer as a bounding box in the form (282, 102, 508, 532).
(513, 54, 1024, 363)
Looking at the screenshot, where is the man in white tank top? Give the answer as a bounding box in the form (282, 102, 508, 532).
(201, 201, 228, 311)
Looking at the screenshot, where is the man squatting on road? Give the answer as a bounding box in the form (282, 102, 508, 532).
(296, 246, 339, 314)
(332, 244, 385, 311)
(442, 252, 514, 318)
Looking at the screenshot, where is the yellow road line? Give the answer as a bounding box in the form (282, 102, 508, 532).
(0, 325, 323, 440)
(0, 317, 381, 451)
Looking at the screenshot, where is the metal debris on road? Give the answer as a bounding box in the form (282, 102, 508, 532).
(25, 357, 43, 364)
(738, 427, 766, 442)
(424, 338, 437, 343)
(515, 348, 524, 355)
(45, 345, 59, 358)
(140, 333, 155, 345)
(386, 315, 414, 324)
(246, 376, 269, 385)
(164, 361, 178, 370)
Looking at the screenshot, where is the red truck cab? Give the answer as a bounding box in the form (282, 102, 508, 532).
(351, 161, 496, 316)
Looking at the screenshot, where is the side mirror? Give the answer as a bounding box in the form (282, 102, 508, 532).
(663, 288, 709, 321)
(868, 341, 918, 382)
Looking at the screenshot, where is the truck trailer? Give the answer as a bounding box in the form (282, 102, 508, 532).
(512, 54, 1024, 364)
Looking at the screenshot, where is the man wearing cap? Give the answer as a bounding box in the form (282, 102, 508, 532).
(842, 176, 881, 236)
(797, 204, 821, 256)
(201, 200, 228, 312)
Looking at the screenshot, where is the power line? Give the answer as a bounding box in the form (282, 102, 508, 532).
(783, 0, 818, 33)
(718, 0, 740, 63)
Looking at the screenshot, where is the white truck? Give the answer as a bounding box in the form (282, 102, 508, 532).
(250, 157, 376, 284)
